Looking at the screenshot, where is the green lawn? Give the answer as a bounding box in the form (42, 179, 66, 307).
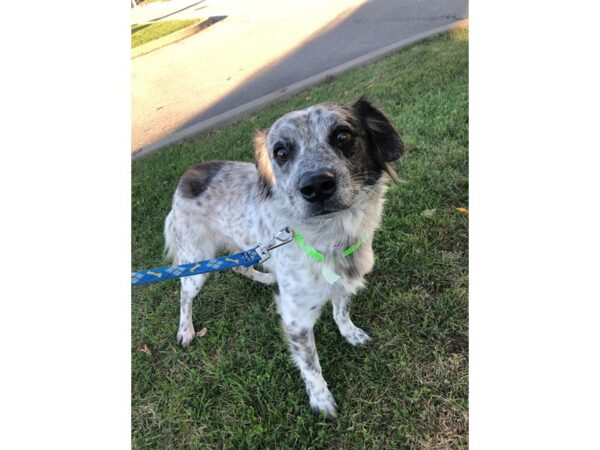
(131, 19, 199, 48)
(132, 28, 468, 449)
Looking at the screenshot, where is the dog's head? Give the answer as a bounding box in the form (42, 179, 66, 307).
(254, 98, 403, 219)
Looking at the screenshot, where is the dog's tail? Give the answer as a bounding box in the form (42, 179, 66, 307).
(163, 210, 178, 264)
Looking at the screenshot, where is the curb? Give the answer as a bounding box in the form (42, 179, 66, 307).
(131, 16, 226, 59)
(133, 18, 468, 160)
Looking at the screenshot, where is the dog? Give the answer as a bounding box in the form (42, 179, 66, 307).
(164, 98, 403, 419)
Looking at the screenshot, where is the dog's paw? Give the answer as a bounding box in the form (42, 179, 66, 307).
(344, 326, 371, 346)
(258, 272, 276, 285)
(233, 266, 276, 285)
(309, 389, 338, 421)
(176, 323, 195, 347)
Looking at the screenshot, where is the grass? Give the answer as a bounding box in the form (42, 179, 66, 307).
(132, 27, 468, 449)
(131, 19, 199, 48)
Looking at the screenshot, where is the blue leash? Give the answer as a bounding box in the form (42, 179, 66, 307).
(131, 228, 294, 287)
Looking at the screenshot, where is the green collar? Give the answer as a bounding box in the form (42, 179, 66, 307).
(293, 231, 365, 261)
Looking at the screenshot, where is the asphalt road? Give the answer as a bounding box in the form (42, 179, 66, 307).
(132, 0, 468, 154)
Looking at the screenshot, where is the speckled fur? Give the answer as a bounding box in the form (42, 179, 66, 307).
(164, 99, 403, 419)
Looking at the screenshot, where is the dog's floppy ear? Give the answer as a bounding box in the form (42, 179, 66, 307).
(353, 97, 404, 162)
(254, 128, 274, 199)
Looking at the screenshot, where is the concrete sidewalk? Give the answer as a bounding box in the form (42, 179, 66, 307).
(132, 0, 468, 155)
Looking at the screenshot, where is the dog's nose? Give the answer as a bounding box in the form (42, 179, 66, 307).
(299, 170, 337, 202)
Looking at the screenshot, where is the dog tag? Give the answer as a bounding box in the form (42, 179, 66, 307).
(322, 255, 341, 284)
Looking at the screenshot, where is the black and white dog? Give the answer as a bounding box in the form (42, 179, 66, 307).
(164, 99, 403, 419)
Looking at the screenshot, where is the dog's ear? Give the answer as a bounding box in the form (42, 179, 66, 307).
(353, 97, 404, 162)
(254, 128, 274, 199)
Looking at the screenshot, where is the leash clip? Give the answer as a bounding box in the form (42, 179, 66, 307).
(254, 227, 294, 263)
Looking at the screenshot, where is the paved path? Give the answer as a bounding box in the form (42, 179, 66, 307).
(132, 0, 468, 154)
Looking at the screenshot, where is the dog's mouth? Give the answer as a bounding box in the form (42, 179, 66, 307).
(287, 192, 351, 220)
(313, 208, 341, 216)
(309, 202, 349, 218)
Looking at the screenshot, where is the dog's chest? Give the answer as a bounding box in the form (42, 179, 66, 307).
(272, 242, 373, 302)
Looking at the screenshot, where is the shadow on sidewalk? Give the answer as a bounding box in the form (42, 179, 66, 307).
(138, 0, 467, 152)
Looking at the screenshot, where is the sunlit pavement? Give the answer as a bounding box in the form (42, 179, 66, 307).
(131, 0, 468, 153)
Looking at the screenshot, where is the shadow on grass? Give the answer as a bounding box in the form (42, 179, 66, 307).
(149, 0, 207, 22)
(131, 24, 151, 33)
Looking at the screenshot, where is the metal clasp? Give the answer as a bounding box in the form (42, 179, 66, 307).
(254, 227, 294, 263)
(265, 227, 294, 251)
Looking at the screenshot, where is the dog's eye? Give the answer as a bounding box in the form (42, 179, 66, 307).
(335, 129, 352, 146)
(274, 145, 290, 163)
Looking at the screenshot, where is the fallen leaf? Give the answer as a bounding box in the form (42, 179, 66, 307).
(138, 343, 151, 355)
(195, 327, 208, 338)
(421, 208, 436, 217)
(456, 207, 469, 214)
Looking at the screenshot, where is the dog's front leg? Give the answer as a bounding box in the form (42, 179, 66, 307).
(332, 295, 371, 346)
(277, 294, 337, 420)
(176, 274, 208, 346)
